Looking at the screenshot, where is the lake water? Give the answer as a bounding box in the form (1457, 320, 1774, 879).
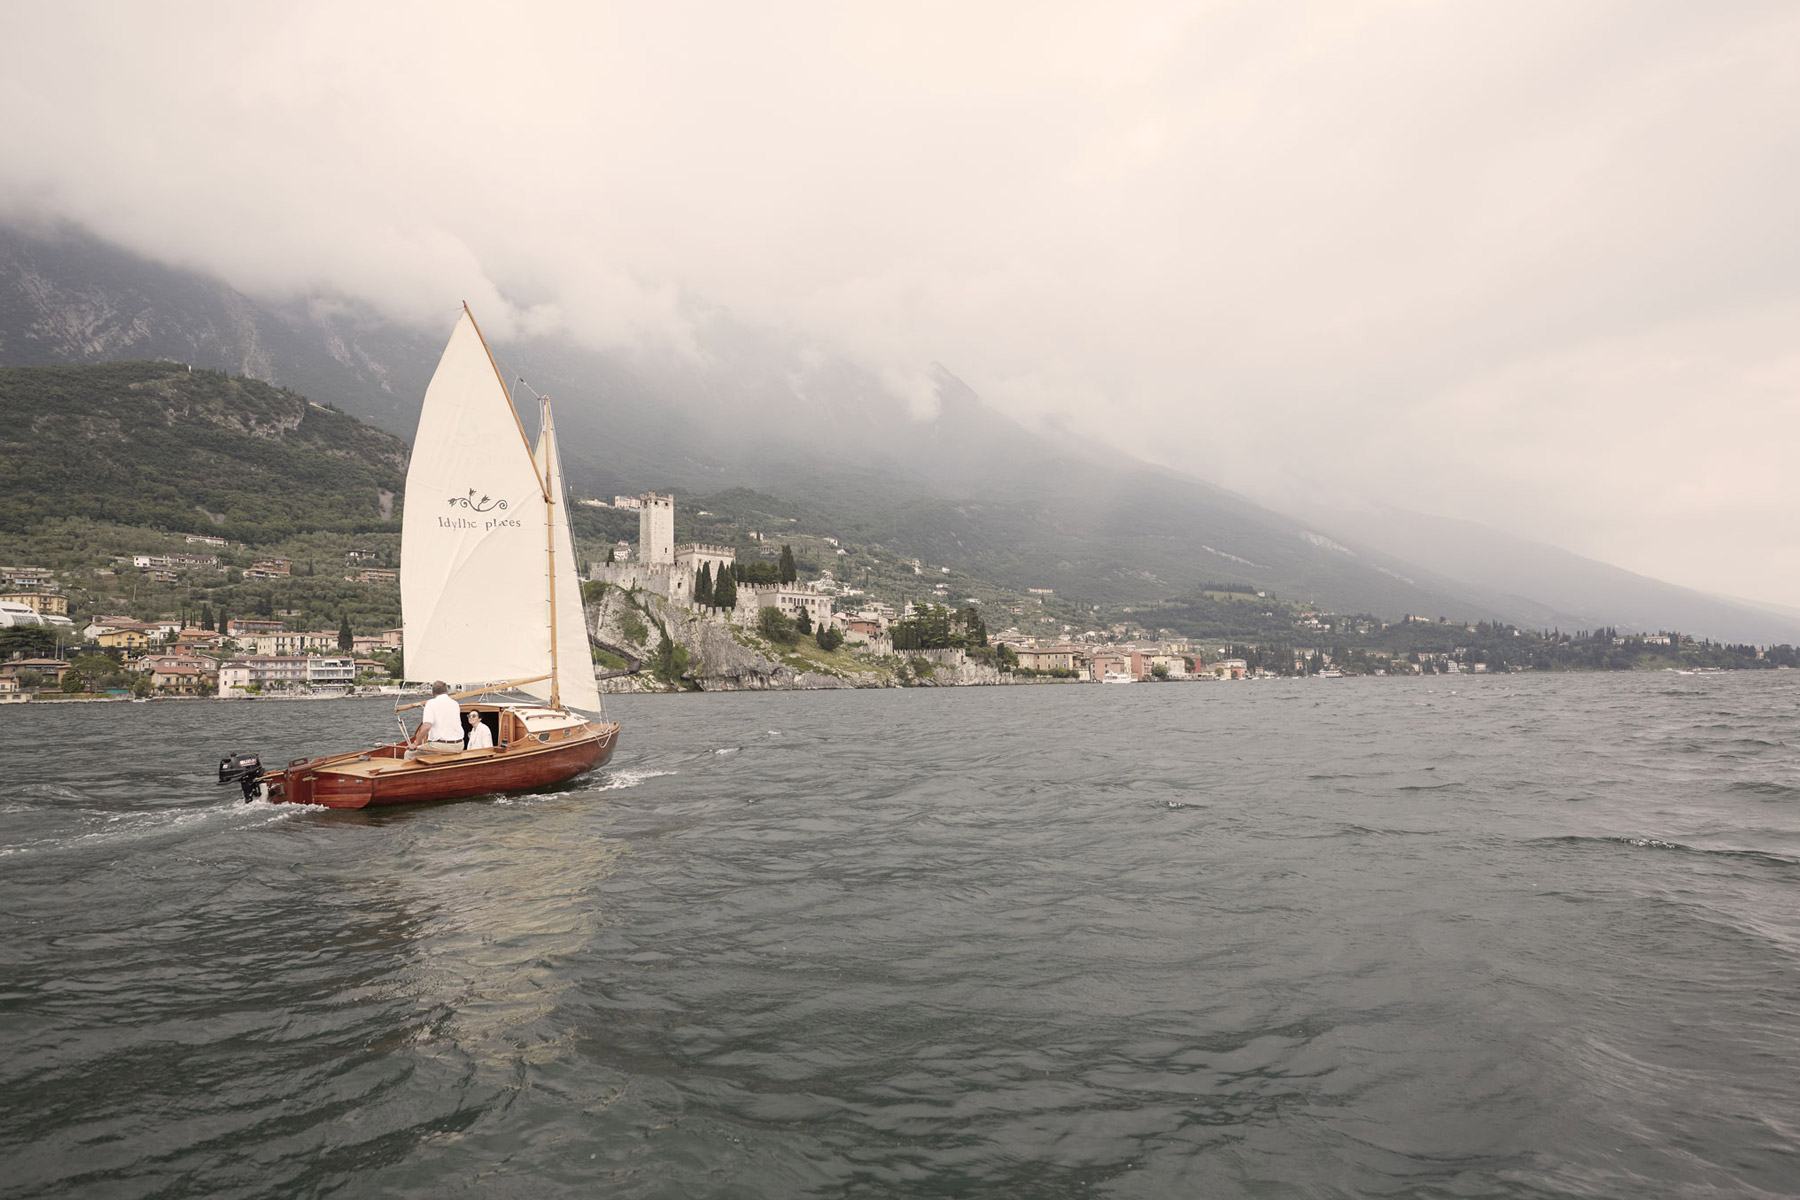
(3, 674, 1798, 1197)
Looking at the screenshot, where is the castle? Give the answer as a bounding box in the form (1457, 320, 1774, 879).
(588, 492, 836, 629)
(588, 492, 735, 607)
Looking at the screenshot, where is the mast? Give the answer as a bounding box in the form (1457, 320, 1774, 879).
(542, 396, 561, 709)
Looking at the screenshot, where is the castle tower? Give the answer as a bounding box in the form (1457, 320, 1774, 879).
(638, 492, 675, 566)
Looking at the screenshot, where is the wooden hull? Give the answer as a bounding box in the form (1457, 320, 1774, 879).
(272, 720, 619, 809)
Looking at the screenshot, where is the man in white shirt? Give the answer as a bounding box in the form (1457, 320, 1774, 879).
(407, 681, 464, 757)
(464, 710, 494, 750)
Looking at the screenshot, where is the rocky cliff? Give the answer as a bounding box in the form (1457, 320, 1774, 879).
(584, 586, 1012, 692)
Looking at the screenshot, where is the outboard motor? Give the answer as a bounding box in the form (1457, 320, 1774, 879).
(218, 752, 269, 803)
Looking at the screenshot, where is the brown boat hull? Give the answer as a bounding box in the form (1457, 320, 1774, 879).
(272, 721, 620, 809)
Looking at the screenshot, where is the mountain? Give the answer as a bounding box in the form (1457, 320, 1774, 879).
(0, 360, 406, 542)
(1311, 507, 1800, 646)
(5, 218, 1793, 643)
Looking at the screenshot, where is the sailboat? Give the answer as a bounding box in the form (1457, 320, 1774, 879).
(223, 305, 620, 808)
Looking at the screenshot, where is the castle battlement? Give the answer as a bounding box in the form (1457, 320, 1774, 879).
(676, 542, 735, 556)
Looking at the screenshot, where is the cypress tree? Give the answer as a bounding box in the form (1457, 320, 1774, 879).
(795, 606, 812, 634)
(695, 562, 714, 606)
(199, 603, 214, 631)
(779, 544, 796, 584)
(714, 569, 737, 612)
(338, 612, 353, 651)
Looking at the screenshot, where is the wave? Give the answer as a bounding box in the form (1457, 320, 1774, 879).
(1536, 834, 1800, 869)
(1727, 780, 1800, 798)
(594, 768, 676, 791)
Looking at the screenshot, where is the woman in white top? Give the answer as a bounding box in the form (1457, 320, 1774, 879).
(465, 710, 494, 750)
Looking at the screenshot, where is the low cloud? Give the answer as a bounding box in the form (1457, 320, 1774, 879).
(2, 0, 1796, 601)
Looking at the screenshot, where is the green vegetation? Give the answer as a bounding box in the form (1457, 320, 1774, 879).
(0, 362, 406, 542)
(0, 362, 411, 636)
(650, 630, 691, 686)
(757, 606, 798, 645)
(891, 604, 987, 651)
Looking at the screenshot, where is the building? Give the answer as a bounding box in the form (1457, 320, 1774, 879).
(95, 627, 152, 650)
(1, 601, 46, 629)
(185, 534, 228, 548)
(1017, 644, 1082, 672)
(1087, 650, 1128, 681)
(352, 568, 398, 584)
(217, 656, 310, 695)
(306, 656, 356, 686)
(132, 553, 218, 570)
(169, 629, 225, 655)
(1, 658, 71, 685)
(242, 631, 337, 656)
(0, 676, 23, 703)
(226, 619, 284, 637)
(345, 548, 379, 564)
(637, 493, 675, 565)
(1, 592, 68, 616)
(249, 558, 292, 577)
(0, 566, 54, 589)
(140, 655, 218, 694)
(735, 583, 835, 630)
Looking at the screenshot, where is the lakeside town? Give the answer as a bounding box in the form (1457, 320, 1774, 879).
(5, 490, 1794, 704)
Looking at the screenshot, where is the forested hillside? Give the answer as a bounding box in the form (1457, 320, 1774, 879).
(0, 361, 407, 541)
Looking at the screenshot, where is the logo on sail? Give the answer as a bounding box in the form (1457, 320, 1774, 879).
(449, 488, 509, 513)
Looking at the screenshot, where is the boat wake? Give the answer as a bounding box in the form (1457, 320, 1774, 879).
(0, 798, 312, 857)
(594, 768, 675, 790)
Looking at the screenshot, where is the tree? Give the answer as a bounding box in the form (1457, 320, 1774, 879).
(217, 607, 230, 637)
(779, 544, 797, 584)
(795, 606, 813, 634)
(199, 603, 214, 631)
(695, 562, 714, 607)
(713, 569, 737, 612)
(815, 625, 843, 651)
(606, 546, 616, 564)
(1151, 662, 1169, 680)
(338, 612, 353, 651)
(62, 669, 85, 693)
(758, 606, 798, 645)
(652, 631, 688, 684)
(0, 627, 57, 660)
(16, 670, 43, 689)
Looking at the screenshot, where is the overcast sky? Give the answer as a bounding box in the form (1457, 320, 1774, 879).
(3, 1, 1797, 604)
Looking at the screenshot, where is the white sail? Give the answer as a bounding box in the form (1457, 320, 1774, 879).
(529, 398, 604, 713)
(402, 308, 554, 692)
